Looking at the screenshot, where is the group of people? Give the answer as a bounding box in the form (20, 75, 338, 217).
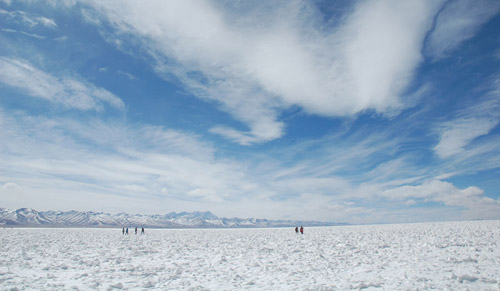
(122, 227, 145, 235)
(123, 226, 302, 235)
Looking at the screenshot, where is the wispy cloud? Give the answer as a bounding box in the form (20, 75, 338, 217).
(1, 182, 18, 190)
(1, 0, 499, 223)
(0, 106, 397, 220)
(76, 0, 443, 144)
(433, 118, 498, 158)
(0, 57, 124, 111)
(0, 109, 257, 215)
(1, 28, 45, 39)
(0, 8, 57, 29)
(425, 0, 500, 60)
(1, 100, 499, 222)
(117, 70, 136, 80)
(433, 81, 500, 158)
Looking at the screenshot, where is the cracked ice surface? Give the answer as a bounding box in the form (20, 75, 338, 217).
(1, 221, 500, 290)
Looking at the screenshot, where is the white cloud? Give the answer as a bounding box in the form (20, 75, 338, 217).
(1, 28, 45, 39)
(77, 0, 443, 144)
(1, 182, 18, 190)
(0, 109, 260, 215)
(339, 0, 442, 114)
(1, 105, 498, 222)
(1, 1, 499, 223)
(434, 117, 499, 158)
(426, 0, 500, 60)
(36, 16, 57, 29)
(55, 36, 68, 41)
(0, 107, 400, 221)
(117, 70, 136, 80)
(382, 179, 500, 220)
(0, 9, 57, 29)
(0, 57, 124, 111)
(433, 86, 500, 158)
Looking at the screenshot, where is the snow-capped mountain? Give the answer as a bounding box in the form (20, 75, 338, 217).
(0, 208, 52, 226)
(0, 208, 345, 228)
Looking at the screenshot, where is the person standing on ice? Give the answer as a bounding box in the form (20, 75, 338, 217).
(135, 227, 137, 234)
(141, 227, 145, 235)
(122, 227, 125, 235)
(126, 227, 129, 235)
(295, 226, 299, 234)
(300, 226, 304, 235)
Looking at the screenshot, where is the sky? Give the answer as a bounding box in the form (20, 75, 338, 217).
(1, 0, 500, 224)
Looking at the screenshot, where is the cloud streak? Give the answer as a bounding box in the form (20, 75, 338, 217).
(433, 81, 500, 158)
(434, 118, 499, 158)
(1, 28, 45, 39)
(0, 8, 57, 29)
(0, 57, 124, 111)
(425, 0, 500, 60)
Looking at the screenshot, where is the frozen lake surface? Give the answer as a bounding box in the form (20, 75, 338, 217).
(1, 221, 500, 290)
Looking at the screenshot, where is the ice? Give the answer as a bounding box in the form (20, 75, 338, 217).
(1, 221, 500, 290)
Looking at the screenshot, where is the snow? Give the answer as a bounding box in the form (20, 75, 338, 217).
(1, 221, 499, 290)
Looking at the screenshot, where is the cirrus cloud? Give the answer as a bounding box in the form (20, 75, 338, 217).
(0, 57, 124, 111)
(425, 0, 500, 60)
(76, 0, 443, 144)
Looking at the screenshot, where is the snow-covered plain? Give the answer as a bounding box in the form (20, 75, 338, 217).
(1, 221, 499, 290)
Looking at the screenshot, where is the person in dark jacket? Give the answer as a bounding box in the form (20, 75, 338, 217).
(295, 226, 299, 234)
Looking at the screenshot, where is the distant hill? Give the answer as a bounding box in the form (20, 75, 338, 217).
(0, 207, 347, 228)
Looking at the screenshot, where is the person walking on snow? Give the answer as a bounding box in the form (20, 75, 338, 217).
(126, 227, 129, 235)
(135, 227, 137, 234)
(141, 227, 145, 235)
(295, 226, 299, 234)
(122, 227, 125, 235)
(300, 226, 304, 235)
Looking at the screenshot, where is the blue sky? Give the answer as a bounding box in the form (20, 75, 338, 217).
(1, 0, 500, 223)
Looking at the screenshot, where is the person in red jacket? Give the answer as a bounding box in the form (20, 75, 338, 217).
(300, 226, 304, 234)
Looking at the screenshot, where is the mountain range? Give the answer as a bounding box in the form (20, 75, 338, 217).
(0, 208, 346, 228)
